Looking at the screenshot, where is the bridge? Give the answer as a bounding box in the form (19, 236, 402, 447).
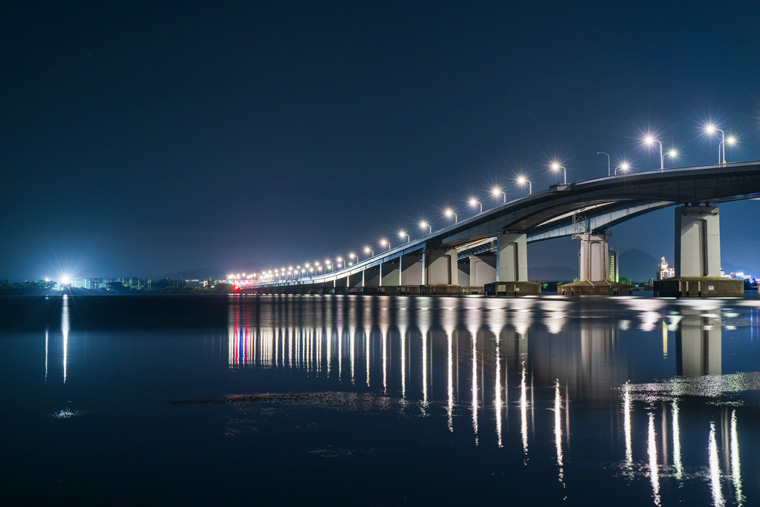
(254, 161, 760, 297)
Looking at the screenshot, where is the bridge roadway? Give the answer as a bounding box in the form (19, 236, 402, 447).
(258, 161, 760, 294)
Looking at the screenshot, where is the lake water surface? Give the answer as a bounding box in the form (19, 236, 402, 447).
(1, 294, 759, 505)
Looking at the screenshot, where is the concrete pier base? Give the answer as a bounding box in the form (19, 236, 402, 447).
(653, 277, 743, 298)
(557, 280, 633, 296)
(484, 281, 541, 296)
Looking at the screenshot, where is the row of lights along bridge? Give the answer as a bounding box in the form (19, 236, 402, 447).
(237, 123, 739, 283)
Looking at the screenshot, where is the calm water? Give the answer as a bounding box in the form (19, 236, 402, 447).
(1, 294, 759, 505)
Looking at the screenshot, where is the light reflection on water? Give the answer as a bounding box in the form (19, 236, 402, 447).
(12, 294, 760, 505)
(222, 295, 758, 505)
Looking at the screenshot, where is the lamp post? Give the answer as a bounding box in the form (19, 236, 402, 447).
(336, 256, 344, 270)
(615, 162, 631, 175)
(419, 220, 432, 234)
(550, 162, 567, 184)
(644, 134, 664, 170)
(364, 246, 374, 258)
(517, 176, 532, 195)
(705, 123, 724, 164)
(399, 230, 410, 243)
(468, 198, 482, 214)
(349, 252, 358, 266)
(444, 208, 458, 224)
(597, 151, 611, 176)
(491, 186, 506, 204)
(380, 239, 391, 251)
(325, 259, 332, 272)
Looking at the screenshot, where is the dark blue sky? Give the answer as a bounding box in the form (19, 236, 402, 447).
(2, 1, 760, 280)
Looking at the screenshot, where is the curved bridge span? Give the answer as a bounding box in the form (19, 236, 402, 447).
(258, 161, 760, 295)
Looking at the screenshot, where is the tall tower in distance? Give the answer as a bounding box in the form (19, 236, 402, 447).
(608, 248, 619, 283)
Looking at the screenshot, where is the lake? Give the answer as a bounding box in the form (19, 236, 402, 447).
(1, 294, 758, 505)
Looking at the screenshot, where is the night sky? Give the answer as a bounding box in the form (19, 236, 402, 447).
(3, 1, 760, 280)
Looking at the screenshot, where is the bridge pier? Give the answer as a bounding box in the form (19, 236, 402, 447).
(457, 259, 470, 288)
(485, 233, 540, 296)
(654, 205, 742, 297)
(380, 258, 400, 287)
(363, 265, 380, 294)
(400, 252, 423, 286)
(558, 232, 632, 296)
(470, 253, 496, 287)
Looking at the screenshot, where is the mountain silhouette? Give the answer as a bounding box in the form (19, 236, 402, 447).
(619, 248, 660, 282)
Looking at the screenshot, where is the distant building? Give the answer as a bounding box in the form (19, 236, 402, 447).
(86, 278, 107, 289)
(657, 257, 675, 280)
(609, 248, 619, 283)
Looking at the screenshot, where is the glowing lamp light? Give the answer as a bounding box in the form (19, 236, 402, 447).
(364, 247, 371, 254)
(59, 274, 72, 286)
(644, 135, 656, 145)
(726, 136, 736, 145)
(615, 161, 631, 175)
(668, 149, 678, 158)
(704, 123, 717, 134)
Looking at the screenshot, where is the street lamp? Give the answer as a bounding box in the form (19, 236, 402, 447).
(444, 208, 458, 223)
(399, 230, 410, 243)
(491, 186, 506, 204)
(325, 259, 332, 272)
(643, 134, 664, 171)
(364, 246, 374, 257)
(419, 220, 432, 234)
(336, 256, 344, 269)
(349, 252, 358, 265)
(667, 148, 679, 161)
(550, 162, 567, 184)
(597, 151, 611, 176)
(468, 197, 482, 214)
(517, 176, 532, 195)
(380, 238, 391, 251)
(704, 123, 725, 164)
(615, 161, 631, 175)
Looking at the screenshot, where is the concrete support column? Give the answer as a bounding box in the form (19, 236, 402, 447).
(457, 259, 470, 287)
(425, 248, 459, 285)
(400, 253, 423, 286)
(675, 206, 721, 277)
(470, 253, 497, 286)
(380, 259, 400, 286)
(576, 232, 611, 281)
(497, 233, 528, 282)
(364, 266, 380, 288)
